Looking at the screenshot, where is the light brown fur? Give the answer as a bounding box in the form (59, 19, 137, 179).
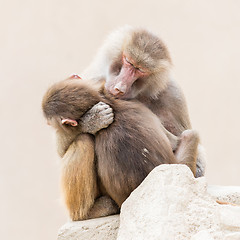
(61, 134, 98, 220)
(42, 78, 197, 220)
(82, 26, 205, 178)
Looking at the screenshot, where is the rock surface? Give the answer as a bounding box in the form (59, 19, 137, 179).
(58, 215, 120, 240)
(117, 164, 225, 240)
(207, 185, 240, 205)
(58, 164, 240, 240)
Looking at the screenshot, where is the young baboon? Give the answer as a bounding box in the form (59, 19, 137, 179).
(42, 78, 199, 220)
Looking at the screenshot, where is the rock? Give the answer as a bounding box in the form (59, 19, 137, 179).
(117, 164, 240, 240)
(208, 185, 240, 205)
(224, 233, 240, 240)
(58, 215, 120, 240)
(219, 205, 240, 230)
(191, 230, 214, 240)
(58, 164, 240, 240)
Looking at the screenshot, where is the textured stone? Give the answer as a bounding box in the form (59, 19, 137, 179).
(219, 205, 240, 230)
(191, 230, 214, 240)
(117, 164, 224, 240)
(58, 215, 119, 240)
(58, 165, 240, 240)
(224, 232, 240, 240)
(208, 185, 240, 205)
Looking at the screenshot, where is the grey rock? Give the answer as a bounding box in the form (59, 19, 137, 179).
(58, 165, 240, 240)
(117, 164, 224, 240)
(58, 215, 119, 240)
(208, 185, 240, 205)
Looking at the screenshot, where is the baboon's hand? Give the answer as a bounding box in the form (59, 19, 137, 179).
(80, 102, 114, 134)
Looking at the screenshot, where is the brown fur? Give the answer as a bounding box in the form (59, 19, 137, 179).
(83, 27, 204, 177)
(42, 78, 196, 220)
(124, 29, 203, 177)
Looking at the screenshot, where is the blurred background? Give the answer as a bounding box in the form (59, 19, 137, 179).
(1, 0, 240, 239)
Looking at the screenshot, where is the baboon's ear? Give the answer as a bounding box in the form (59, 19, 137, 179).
(61, 118, 78, 127)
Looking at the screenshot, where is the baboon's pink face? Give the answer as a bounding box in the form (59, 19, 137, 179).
(105, 54, 149, 99)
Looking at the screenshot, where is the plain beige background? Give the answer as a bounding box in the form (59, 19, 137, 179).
(1, 1, 240, 240)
